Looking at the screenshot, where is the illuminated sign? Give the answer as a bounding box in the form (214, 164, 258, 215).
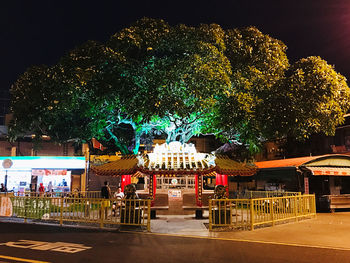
(148, 142, 211, 170)
(32, 169, 68, 176)
(0, 157, 85, 171)
(2, 159, 13, 169)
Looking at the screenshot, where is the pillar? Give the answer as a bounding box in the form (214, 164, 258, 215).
(195, 174, 203, 207)
(11, 147, 16, 156)
(215, 173, 222, 185)
(216, 173, 229, 196)
(148, 174, 156, 207)
(304, 177, 309, 194)
(121, 175, 131, 192)
(81, 145, 89, 192)
(222, 174, 229, 196)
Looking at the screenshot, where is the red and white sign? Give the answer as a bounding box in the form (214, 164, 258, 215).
(32, 169, 67, 176)
(307, 167, 350, 176)
(304, 177, 309, 194)
(92, 138, 106, 151)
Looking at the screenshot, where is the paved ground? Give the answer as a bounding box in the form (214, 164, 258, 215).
(152, 212, 350, 250)
(0, 221, 349, 263)
(0, 212, 350, 262)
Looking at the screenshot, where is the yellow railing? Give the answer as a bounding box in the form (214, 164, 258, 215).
(9, 191, 103, 199)
(238, 190, 301, 199)
(0, 195, 151, 231)
(209, 194, 316, 231)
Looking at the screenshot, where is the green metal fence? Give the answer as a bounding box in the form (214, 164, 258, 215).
(0, 194, 151, 231)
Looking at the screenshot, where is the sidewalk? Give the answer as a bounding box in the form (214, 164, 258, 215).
(151, 212, 350, 250)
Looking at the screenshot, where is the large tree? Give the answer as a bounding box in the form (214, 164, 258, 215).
(9, 18, 350, 155)
(261, 56, 350, 140)
(210, 27, 290, 152)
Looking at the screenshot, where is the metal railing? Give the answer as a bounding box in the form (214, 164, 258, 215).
(10, 191, 103, 199)
(235, 190, 301, 199)
(0, 195, 151, 231)
(209, 194, 316, 231)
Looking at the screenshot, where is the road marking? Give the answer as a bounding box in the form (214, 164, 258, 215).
(0, 254, 50, 263)
(0, 240, 91, 254)
(120, 230, 350, 252)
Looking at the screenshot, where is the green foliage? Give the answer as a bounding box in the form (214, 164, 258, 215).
(9, 19, 350, 155)
(261, 56, 350, 139)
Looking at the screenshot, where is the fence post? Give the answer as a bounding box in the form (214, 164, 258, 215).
(100, 201, 104, 228)
(24, 196, 27, 223)
(313, 195, 317, 218)
(270, 198, 274, 226)
(147, 199, 151, 232)
(209, 199, 212, 231)
(250, 199, 254, 231)
(294, 195, 298, 222)
(60, 197, 63, 226)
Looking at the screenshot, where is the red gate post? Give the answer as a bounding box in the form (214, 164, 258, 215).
(195, 174, 203, 219)
(121, 175, 126, 192)
(149, 174, 157, 219)
(121, 175, 131, 192)
(148, 174, 156, 206)
(222, 174, 229, 197)
(215, 173, 222, 185)
(195, 174, 203, 207)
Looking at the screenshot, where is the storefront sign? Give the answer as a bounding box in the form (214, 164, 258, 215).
(32, 169, 67, 176)
(2, 159, 13, 169)
(304, 177, 309, 194)
(168, 189, 181, 198)
(0, 197, 13, 217)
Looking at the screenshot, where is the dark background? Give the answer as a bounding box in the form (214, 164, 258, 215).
(1, 0, 349, 117)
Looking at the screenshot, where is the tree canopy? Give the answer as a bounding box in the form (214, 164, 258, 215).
(9, 18, 350, 155)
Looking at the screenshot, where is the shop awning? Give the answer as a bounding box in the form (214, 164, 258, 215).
(306, 167, 350, 176)
(255, 156, 322, 169)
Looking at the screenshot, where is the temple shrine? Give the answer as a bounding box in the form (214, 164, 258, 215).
(91, 141, 257, 214)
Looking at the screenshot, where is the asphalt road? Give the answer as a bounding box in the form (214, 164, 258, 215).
(0, 222, 349, 263)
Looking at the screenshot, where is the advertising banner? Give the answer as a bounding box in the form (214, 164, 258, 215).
(32, 169, 67, 176)
(0, 197, 13, 217)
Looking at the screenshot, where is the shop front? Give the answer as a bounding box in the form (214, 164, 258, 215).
(255, 154, 350, 211)
(0, 156, 85, 193)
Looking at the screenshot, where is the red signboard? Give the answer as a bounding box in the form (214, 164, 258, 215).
(32, 169, 67, 176)
(304, 177, 309, 194)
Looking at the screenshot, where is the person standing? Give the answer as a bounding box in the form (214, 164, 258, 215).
(100, 181, 111, 218)
(47, 181, 53, 192)
(101, 181, 111, 199)
(113, 187, 124, 216)
(46, 181, 53, 197)
(38, 183, 45, 196)
(0, 183, 7, 192)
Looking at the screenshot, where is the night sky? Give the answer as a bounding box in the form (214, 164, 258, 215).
(2, 0, 350, 95)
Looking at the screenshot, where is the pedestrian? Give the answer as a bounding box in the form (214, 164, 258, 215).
(47, 181, 53, 192)
(101, 181, 111, 199)
(100, 181, 111, 218)
(38, 183, 45, 196)
(113, 187, 124, 199)
(0, 183, 7, 192)
(113, 187, 124, 216)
